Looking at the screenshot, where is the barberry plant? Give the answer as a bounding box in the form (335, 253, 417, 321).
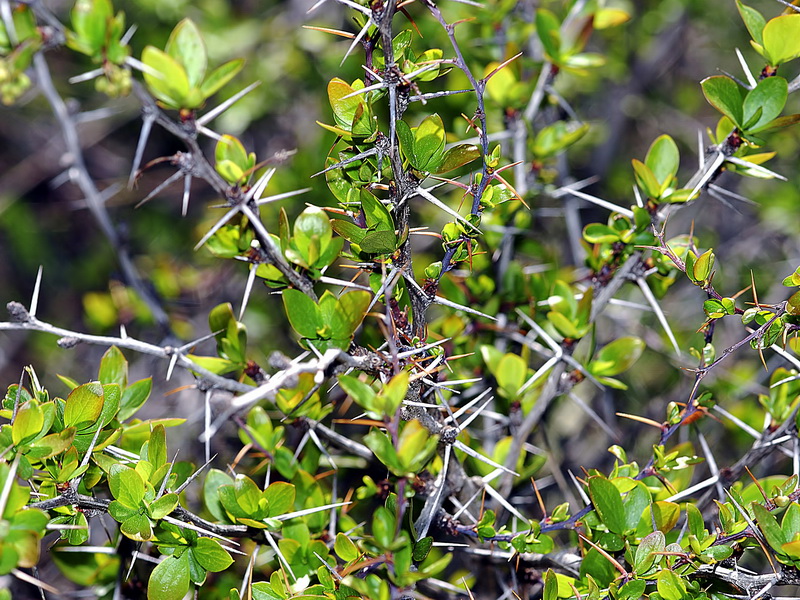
(2, 0, 800, 599)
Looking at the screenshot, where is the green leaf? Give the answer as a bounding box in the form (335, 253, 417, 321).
(141, 46, 190, 109)
(148, 553, 191, 600)
(752, 502, 787, 552)
(27, 428, 75, 460)
(148, 493, 179, 520)
(737, 1, 766, 46)
(360, 191, 394, 232)
(533, 121, 590, 159)
(379, 371, 408, 416)
(335, 532, 359, 562)
(435, 144, 481, 173)
(70, 0, 112, 54)
(743, 76, 788, 133)
(782, 502, 800, 536)
(328, 78, 367, 133)
(11, 400, 44, 446)
(200, 59, 245, 98)
(622, 482, 650, 532)
(63, 382, 104, 431)
(339, 375, 378, 414)
(396, 119, 416, 165)
(165, 19, 207, 89)
(108, 465, 145, 509)
(192, 537, 234, 572)
(617, 579, 646, 600)
(547, 310, 580, 339)
(396, 420, 438, 473)
(631, 159, 661, 199)
(543, 569, 557, 600)
(495, 353, 527, 398)
(656, 568, 686, 600)
(215, 135, 250, 184)
(358, 230, 398, 254)
(329, 290, 371, 340)
(97, 383, 120, 429)
(634, 530, 665, 574)
(645, 135, 679, 190)
(98, 346, 127, 388)
(121, 513, 152, 541)
(535, 9, 562, 62)
(283, 289, 322, 339)
(372, 506, 395, 549)
(762, 14, 800, 65)
(146, 424, 168, 470)
(589, 337, 645, 377)
(264, 482, 295, 517)
(364, 430, 402, 475)
(587, 476, 625, 535)
(692, 249, 715, 283)
(330, 218, 366, 245)
(119, 377, 152, 421)
(233, 474, 263, 515)
(583, 223, 620, 244)
(701, 76, 744, 127)
(412, 114, 446, 172)
(203, 469, 234, 522)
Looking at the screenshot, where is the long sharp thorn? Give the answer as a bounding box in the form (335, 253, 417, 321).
(483, 483, 527, 521)
(135, 170, 183, 209)
(30, 265, 43, 318)
(688, 151, 725, 200)
(204, 390, 212, 464)
(446, 388, 492, 424)
(239, 264, 258, 320)
(518, 354, 560, 395)
(181, 174, 192, 216)
(311, 148, 377, 178)
(244, 167, 277, 202)
(636, 277, 680, 355)
(340, 19, 372, 66)
(453, 439, 519, 476)
(129, 113, 155, 188)
(198, 81, 262, 126)
(555, 187, 634, 218)
(166, 352, 179, 381)
(726, 155, 786, 180)
(457, 394, 495, 430)
(416, 444, 450, 539)
(276, 501, 351, 521)
(256, 188, 311, 206)
(194, 205, 241, 251)
(433, 294, 497, 320)
(698, 130, 705, 169)
(735, 47, 758, 88)
(416, 186, 482, 233)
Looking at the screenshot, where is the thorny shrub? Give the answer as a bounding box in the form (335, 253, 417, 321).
(2, 0, 800, 599)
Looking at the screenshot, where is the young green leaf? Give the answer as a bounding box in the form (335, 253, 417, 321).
(148, 553, 191, 600)
(587, 476, 625, 535)
(192, 537, 234, 572)
(165, 19, 207, 89)
(743, 76, 788, 133)
(761, 14, 800, 66)
(737, 1, 766, 46)
(645, 135, 679, 191)
(701, 76, 744, 127)
(63, 382, 104, 431)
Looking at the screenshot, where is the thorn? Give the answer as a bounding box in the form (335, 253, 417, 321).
(29, 265, 43, 318)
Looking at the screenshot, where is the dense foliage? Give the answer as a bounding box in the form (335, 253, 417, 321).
(3, 0, 800, 598)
